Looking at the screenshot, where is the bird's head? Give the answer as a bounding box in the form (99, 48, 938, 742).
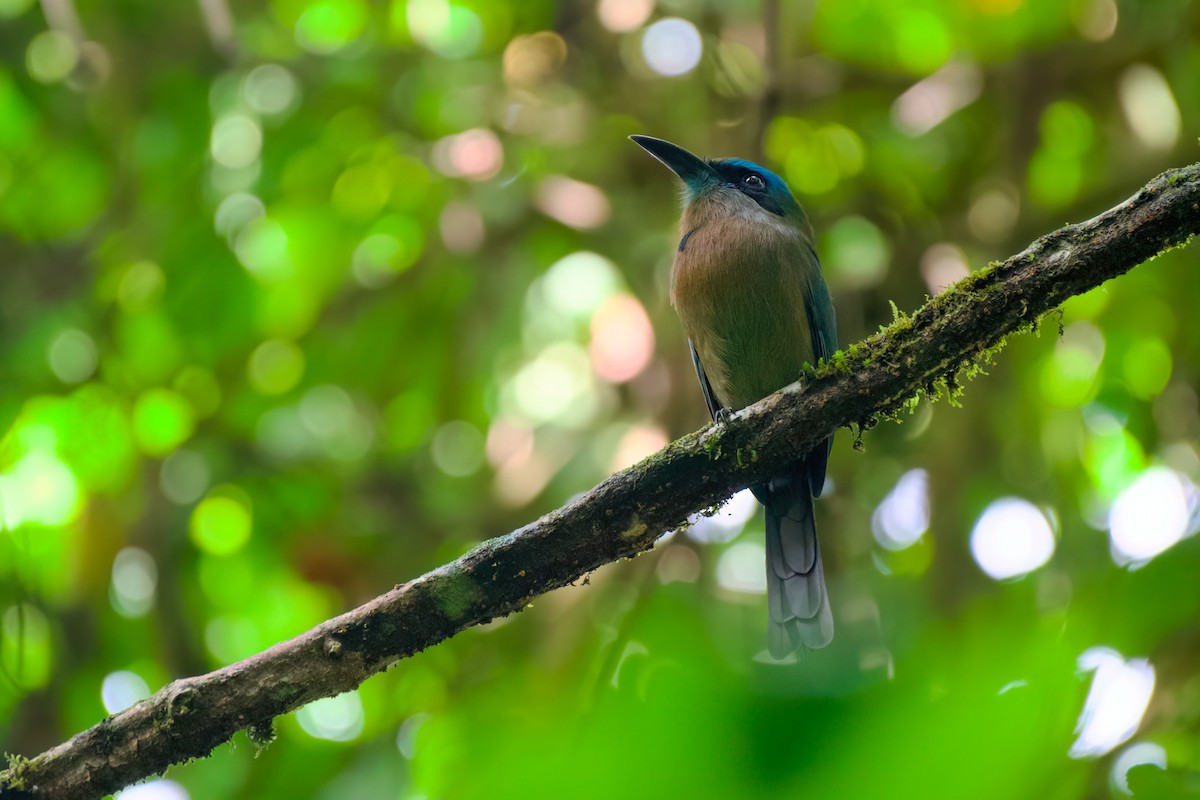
(630, 135, 802, 220)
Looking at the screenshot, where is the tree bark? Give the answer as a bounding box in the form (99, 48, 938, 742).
(3, 162, 1198, 800)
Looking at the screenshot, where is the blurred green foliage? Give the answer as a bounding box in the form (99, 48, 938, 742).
(2, 0, 1200, 798)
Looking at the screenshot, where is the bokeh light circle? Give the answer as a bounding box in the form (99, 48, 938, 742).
(641, 18, 702, 77)
(970, 497, 1055, 580)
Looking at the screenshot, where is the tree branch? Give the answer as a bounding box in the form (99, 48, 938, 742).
(4, 163, 1199, 800)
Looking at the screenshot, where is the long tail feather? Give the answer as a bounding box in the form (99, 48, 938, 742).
(759, 467, 833, 657)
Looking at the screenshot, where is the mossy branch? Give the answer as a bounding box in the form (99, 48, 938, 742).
(4, 162, 1199, 800)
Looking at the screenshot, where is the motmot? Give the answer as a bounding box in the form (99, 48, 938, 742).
(631, 135, 838, 657)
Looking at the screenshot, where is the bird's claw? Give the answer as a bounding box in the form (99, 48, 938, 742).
(714, 407, 733, 425)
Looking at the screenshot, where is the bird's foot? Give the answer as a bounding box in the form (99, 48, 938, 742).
(714, 407, 734, 425)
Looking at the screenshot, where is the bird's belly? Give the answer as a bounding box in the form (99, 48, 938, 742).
(672, 223, 816, 411)
(692, 308, 814, 411)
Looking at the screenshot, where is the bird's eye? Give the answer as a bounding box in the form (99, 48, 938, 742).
(743, 174, 765, 190)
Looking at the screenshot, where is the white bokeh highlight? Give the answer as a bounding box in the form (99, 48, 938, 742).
(115, 779, 190, 800)
(716, 541, 767, 594)
(687, 489, 759, 544)
(1118, 64, 1180, 151)
(396, 712, 431, 759)
(242, 64, 298, 116)
(1108, 467, 1196, 567)
(970, 497, 1055, 580)
(641, 18, 702, 77)
(872, 469, 930, 551)
(210, 114, 262, 169)
(1110, 741, 1168, 795)
(297, 691, 365, 742)
(111, 547, 158, 618)
(1071, 647, 1155, 759)
(101, 670, 152, 714)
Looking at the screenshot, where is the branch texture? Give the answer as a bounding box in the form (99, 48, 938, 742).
(4, 163, 1199, 800)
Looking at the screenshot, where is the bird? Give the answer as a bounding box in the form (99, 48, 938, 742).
(630, 135, 838, 657)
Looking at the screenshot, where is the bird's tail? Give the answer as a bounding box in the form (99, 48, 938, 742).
(756, 466, 833, 657)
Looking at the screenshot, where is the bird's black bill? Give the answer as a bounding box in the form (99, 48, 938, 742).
(629, 135, 718, 187)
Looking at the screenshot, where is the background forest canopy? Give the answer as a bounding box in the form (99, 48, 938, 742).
(2, 0, 1200, 798)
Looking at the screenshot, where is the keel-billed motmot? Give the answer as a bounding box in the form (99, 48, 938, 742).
(631, 135, 838, 657)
